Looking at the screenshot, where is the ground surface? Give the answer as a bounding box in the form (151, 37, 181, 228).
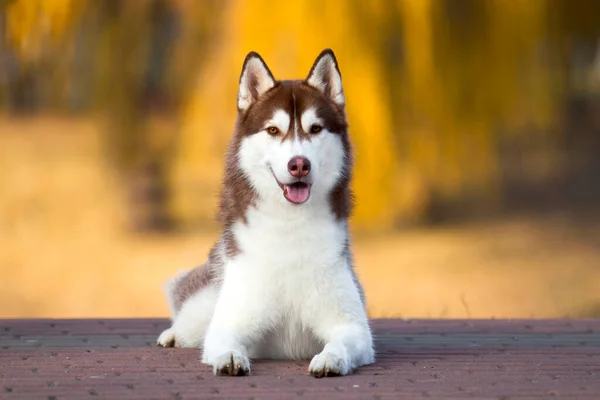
(1, 319, 599, 399)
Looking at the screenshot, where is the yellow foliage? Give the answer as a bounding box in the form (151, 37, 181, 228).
(173, 0, 401, 231)
(4, 0, 593, 231)
(173, 0, 561, 230)
(5, 0, 86, 61)
(3, 2, 600, 319)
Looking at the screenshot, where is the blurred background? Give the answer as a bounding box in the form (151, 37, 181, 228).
(1, 0, 599, 319)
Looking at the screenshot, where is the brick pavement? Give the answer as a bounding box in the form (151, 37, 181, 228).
(1, 319, 599, 399)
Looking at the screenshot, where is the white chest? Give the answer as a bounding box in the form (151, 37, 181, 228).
(232, 206, 346, 271)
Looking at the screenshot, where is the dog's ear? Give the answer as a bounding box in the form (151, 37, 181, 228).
(306, 49, 344, 107)
(238, 52, 276, 112)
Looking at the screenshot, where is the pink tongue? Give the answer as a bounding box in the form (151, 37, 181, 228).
(283, 184, 310, 204)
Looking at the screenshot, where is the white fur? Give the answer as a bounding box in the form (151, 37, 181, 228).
(300, 107, 323, 133)
(158, 284, 219, 348)
(307, 54, 345, 106)
(238, 56, 275, 111)
(239, 109, 346, 206)
(159, 119, 373, 376)
(199, 118, 372, 375)
(264, 109, 290, 136)
(159, 52, 373, 377)
(201, 201, 374, 375)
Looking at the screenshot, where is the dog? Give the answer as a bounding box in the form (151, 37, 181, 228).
(157, 49, 375, 378)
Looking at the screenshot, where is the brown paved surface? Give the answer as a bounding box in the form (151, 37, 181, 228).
(1, 319, 599, 399)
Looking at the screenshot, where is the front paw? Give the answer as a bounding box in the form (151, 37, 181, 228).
(211, 351, 250, 376)
(309, 350, 351, 378)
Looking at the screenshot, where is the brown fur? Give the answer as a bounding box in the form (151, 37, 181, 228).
(170, 262, 216, 313)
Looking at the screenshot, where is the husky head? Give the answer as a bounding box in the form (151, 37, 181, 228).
(220, 49, 352, 226)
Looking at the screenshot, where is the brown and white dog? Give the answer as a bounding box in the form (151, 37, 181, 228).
(157, 49, 374, 377)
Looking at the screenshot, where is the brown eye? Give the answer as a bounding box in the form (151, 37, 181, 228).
(267, 126, 279, 135)
(310, 124, 322, 134)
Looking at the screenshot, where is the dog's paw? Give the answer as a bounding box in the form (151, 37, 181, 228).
(157, 328, 179, 348)
(309, 350, 351, 378)
(211, 351, 250, 376)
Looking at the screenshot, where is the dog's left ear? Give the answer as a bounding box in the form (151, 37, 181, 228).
(306, 49, 345, 107)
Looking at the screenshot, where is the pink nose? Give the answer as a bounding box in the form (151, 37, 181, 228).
(288, 156, 311, 178)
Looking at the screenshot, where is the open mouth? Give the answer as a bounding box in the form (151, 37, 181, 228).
(282, 181, 311, 204)
(270, 168, 311, 204)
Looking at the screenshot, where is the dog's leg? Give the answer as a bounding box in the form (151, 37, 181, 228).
(157, 284, 219, 348)
(157, 264, 219, 349)
(306, 264, 375, 377)
(308, 322, 374, 377)
(201, 265, 278, 376)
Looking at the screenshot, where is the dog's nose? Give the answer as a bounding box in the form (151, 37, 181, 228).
(288, 156, 311, 178)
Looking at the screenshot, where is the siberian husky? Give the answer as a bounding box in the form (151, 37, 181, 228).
(157, 49, 375, 377)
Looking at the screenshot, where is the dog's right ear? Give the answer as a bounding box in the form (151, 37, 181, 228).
(237, 52, 276, 112)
